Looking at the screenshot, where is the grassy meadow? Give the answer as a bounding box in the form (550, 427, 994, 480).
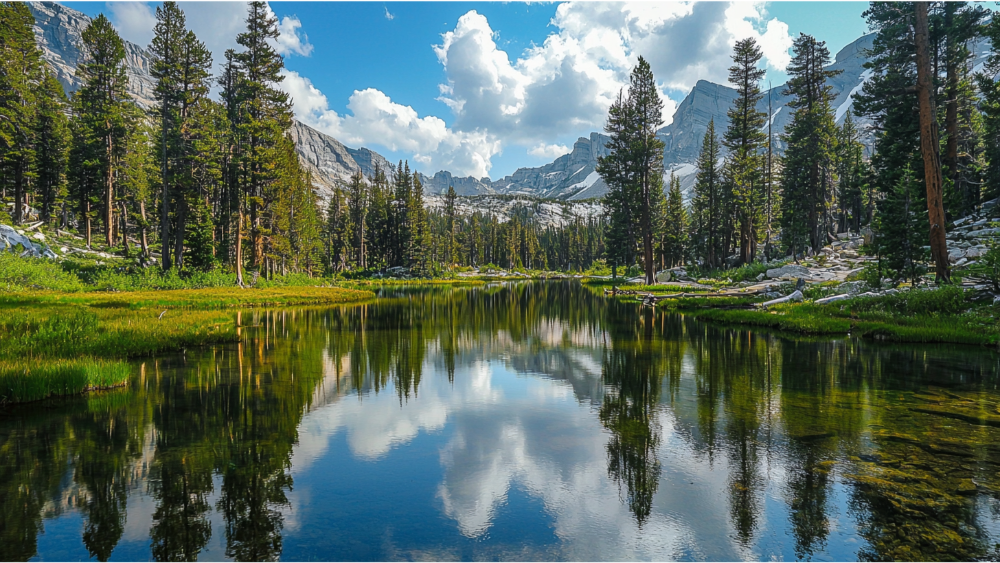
(0, 253, 374, 404)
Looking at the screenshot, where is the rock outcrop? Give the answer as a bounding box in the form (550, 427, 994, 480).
(29, 1, 156, 108)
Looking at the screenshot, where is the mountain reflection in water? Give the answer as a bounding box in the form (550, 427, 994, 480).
(2, 281, 1000, 561)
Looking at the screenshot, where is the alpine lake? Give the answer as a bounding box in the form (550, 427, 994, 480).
(3, 281, 1000, 562)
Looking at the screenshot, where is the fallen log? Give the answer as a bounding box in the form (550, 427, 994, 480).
(814, 293, 852, 305)
(760, 290, 803, 308)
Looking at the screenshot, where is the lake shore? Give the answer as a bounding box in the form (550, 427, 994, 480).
(590, 279, 1000, 347)
(0, 285, 373, 404)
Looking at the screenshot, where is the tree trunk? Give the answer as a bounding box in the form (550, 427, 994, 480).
(120, 201, 130, 256)
(85, 201, 92, 248)
(235, 211, 244, 287)
(914, 2, 951, 283)
(160, 112, 171, 270)
(139, 200, 150, 258)
(174, 197, 186, 270)
(13, 159, 23, 225)
(106, 132, 114, 247)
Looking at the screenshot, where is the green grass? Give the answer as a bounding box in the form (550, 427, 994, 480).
(0, 358, 130, 405)
(0, 285, 374, 405)
(658, 287, 1000, 346)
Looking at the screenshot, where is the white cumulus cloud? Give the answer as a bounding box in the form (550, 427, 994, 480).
(107, 2, 312, 73)
(283, 70, 501, 178)
(434, 2, 794, 148)
(528, 143, 571, 159)
(273, 14, 313, 57)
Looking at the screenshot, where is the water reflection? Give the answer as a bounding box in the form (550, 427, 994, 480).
(1, 281, 999, 561)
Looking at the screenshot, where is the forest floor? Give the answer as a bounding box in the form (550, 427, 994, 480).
(0, 285, 373, 405)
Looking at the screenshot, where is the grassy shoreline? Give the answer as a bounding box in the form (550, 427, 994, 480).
(0, 285, 373, 405)
(612, 285, 1000, 347)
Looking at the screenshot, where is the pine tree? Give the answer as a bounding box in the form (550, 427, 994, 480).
(408, 175, 429, 274)
(875, 165, 927, 284)
(117, 111, 156, 258)
(913, 1, 949, 282)
(346, 171, 367, 270)
(33, 70, 71, 225)
(234, 1, 293, 271)
(940, 2, 987, 218)
(779, 33, 841, 256)
(854, 3, 927, 284)
(444, 185, 458, 267)
(690, 119, 724, 269)
(630, 58, 665, 283)
(324, 187, 351, 272)
(835, 111, 867, 232)
(0, 2, 43, 226)
(597, 59, 667, 284)
(76, 14, 132, 247)
(724, 38, 767, 265)
(366, 165, 391, 270)
(663, 174, 687, 268)
(150, 1, 187, 269)
(185, 195, 215, 271)
(598, 90, 638, 276)
(68, 115, 100, 246)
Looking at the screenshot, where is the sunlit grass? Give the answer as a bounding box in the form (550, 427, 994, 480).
(0, 285, 373, 404)
(0, 358, 130, 404)
(673, 300, 998, 346)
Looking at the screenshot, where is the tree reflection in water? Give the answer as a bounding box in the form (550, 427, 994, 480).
(0, 282, 999, 561)
(600, 306, 663, 525)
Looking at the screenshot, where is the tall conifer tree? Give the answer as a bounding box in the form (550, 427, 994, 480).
(724, 38, 767, 265)
(33, 70, 71, 225)
(0, 2, 43, 226)
(76, 14, 131, 247)
(779, 33, 841, 255)
(691, 119, 724, 269)
(234, 1, 293, 270)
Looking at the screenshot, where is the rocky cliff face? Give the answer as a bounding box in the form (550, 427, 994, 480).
(29, 1, 156, 108)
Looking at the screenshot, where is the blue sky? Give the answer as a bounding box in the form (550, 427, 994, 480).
(63, 1, 871, 180)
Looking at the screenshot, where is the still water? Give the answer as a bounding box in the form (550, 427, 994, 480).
(3, 281, 1000, 562)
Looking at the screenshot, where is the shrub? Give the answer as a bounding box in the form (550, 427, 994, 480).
(848, 285, 969, 316)
(0, 252, 85, 292)
(965, 230, 1000, 292)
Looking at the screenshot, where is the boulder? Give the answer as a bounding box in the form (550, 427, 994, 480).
(0, 224, 50, 258)
(766, 264, 810, 279)
(655, 270, 671, 283)
(966, 246, 988, 259)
